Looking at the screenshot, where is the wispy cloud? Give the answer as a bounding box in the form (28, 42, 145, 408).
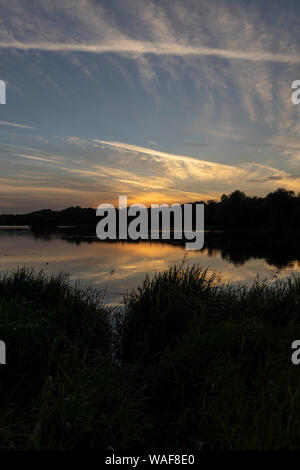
(0, 120, 35, 129)
(1, 133, 300, 211)
(15, 153, 59, 164)
(92, 138, 239, 170)
(1, 40, 300, 64)
(2, 0, 300, 211)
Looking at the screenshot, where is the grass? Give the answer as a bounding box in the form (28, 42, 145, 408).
(1, 266, 300, 449)
(0, 268, 132, 450)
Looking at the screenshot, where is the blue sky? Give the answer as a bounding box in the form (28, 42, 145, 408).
(1, 0, 300, 212)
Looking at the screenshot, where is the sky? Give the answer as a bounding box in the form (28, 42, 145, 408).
(1, 0, 300, 212)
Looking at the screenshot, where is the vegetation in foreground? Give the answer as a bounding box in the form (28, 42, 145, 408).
(1, 266, 300, 449)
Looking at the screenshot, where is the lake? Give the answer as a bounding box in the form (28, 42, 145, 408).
(1, 226, 300, 305)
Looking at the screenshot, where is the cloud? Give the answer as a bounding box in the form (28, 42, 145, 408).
(265, 174, 300, 181)
(2, 133, 300, 211)
(1, 0, 300, 66)
(0, 120, 35, 129)
(15, 153, 60, 164)
(1, 39, 300, 65)
(2, 1, 300, 210)
(65, 136, 90, 146)
(92, 138, 239, 170)
(1, 0, 300, 132)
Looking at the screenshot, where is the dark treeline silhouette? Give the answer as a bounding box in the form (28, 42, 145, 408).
(0, 206, 96, 229)
(204, 188, 300, 229)
(1, 188, 300, 230)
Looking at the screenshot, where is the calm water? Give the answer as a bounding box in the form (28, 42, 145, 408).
(1, 227, 300, 305)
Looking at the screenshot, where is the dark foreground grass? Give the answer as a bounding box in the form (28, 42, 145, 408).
(0, 268, 150, 450)
(1, 266, 300, 449)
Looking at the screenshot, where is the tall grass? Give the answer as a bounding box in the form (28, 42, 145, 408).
(0, 268, 145, 450)
(1, 266, 300, 449)
(117, 265, 222, 363)
(117, 266, 300, 449)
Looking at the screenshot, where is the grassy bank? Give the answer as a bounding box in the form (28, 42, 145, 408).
(1, 267, 300, 449)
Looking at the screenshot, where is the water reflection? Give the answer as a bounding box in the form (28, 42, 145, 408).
(1, 227, 300, 305)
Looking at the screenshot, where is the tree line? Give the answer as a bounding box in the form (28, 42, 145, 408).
(1, 188, 300, 230)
